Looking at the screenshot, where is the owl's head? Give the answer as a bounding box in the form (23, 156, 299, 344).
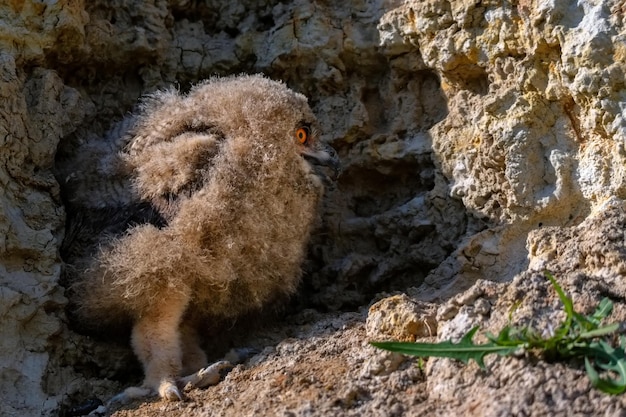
(188, 74, 340, 182)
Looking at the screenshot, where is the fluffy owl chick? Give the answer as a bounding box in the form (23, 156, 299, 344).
(67, 75, 339, 402)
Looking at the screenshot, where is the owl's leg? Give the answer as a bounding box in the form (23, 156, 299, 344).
(178, 322, 233, 391)
(131, 292, 190, 401)
(180, 322, 208, 375)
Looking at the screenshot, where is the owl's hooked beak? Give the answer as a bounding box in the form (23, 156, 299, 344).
(302, 143, 341, 182)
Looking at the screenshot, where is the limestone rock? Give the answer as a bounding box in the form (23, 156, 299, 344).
(0, 56, 86, 417)
(423, 199, 626, 416)
(366, 294, 437, 342)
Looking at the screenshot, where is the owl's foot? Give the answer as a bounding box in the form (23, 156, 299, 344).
(106, 386, 154, 408)
(181, 360, 233, 391)
(158, 380, 183, 401)
(103, 360, 233, 413)
(104, 380, 181, 412)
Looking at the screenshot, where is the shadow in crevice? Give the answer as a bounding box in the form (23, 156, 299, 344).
(301, 63, 473, 311)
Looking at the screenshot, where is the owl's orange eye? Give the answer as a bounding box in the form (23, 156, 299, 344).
(295, 127, 309, 145)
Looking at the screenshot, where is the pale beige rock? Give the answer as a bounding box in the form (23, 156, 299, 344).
(424, 198, 626, 416)
(366, 294, 437, 342)
(0, 1, 89, 65)
(381, 0, 626, 223)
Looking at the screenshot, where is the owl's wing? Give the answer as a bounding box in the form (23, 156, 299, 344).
(116, 88, 226, 219)
(125, 130, 223, 220)
(60, 89, 224, 265)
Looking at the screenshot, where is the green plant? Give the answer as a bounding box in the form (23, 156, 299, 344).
(371, 271, 626, 394)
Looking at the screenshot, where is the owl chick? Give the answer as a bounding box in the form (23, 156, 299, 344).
(60, 75, 339, 402)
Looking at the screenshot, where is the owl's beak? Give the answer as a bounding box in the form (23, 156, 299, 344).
(302, 143, 341, 181)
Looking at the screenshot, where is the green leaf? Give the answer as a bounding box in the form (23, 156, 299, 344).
(371, 326, 520, 369)
(487, 325, 529, 346)
(584, 348, 626, 395)
(545, 271, 574, 320)
(578, 323, 620, 340)
(591, 298, 613, 321)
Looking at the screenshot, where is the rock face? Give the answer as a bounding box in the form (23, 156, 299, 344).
(0, 60, 89, 416)
(0, 0, 625, 416)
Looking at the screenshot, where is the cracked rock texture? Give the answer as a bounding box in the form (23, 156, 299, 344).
(0, 0, 625, 416)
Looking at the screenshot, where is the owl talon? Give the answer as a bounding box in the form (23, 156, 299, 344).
(160, 382, 183, 401)
(181, 360, 233, 391)
(106, 386, 153, 408)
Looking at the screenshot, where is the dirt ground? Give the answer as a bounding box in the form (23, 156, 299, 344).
(103, 309, 432, 417)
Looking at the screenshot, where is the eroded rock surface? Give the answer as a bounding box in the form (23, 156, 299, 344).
(0, 0, 625, 416)
(422, 199, 626, 416)
(0, 57, 87, 417)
